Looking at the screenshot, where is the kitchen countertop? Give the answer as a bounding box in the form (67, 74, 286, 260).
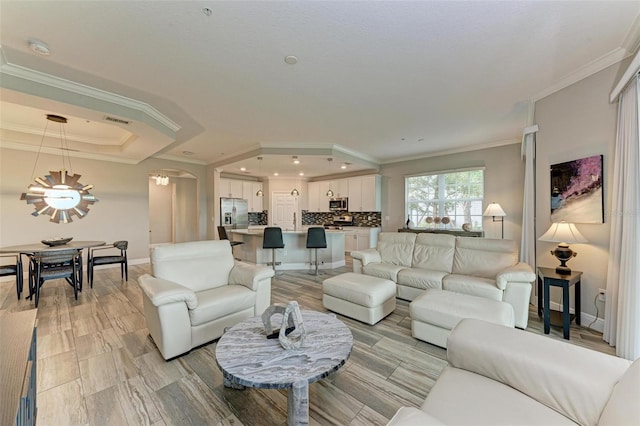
(231, 228, 344, 235)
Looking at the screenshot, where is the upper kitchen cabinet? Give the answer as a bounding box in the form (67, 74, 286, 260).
(220, 178, 243, 198)
(242, 181, 264, 212)
(330, 179, 349, 198)
(308, 181, 321, 212)
(348, 175, 381, 212)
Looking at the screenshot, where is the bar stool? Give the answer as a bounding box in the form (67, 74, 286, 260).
(306, 227, 327, 276)
(263, 227, 284, 272)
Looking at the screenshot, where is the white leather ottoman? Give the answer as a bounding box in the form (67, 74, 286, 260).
(323, 272, 396, 325)
(410, 289, 515, 348)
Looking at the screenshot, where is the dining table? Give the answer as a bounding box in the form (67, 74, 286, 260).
(0, 241, 106, 293)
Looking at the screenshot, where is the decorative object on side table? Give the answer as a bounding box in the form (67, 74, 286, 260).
(441, 217, 450, 228)
(462, 223, 472, 232)
(426, 216, 434, 228)
(483, 202, 506, 238)
(538, 221, 588, 274)
(41, 237, 73, 246)
(261, 301, 306, 350)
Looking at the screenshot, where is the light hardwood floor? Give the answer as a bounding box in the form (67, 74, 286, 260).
(0, 259, 615, 426)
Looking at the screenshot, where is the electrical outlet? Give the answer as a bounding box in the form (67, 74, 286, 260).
(598, 288, 606, 303)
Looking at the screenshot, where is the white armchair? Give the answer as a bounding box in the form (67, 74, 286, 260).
(139, 240, 274, 360)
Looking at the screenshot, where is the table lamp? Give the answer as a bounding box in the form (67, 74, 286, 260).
(538, 221, 588, 274)
(483, 202, 506, 238)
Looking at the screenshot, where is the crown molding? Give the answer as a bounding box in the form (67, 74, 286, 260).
(0, 60, 181, 133)
(0, 140, 139, 164)
(1, 122, 131, 146)
(152, 153, 208, 166)
(380, 138, 521, 165)
(532, 47, 632, 102)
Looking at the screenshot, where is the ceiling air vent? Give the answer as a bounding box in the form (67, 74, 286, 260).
(104, 116, 130, 125)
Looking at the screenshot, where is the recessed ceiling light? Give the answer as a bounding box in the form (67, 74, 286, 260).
(202, 7, 213, 16)
(299, 172, 304, 176)
(28, 39, 50, 55)
(341, 164, 347, 169)
(284, 55, 298, 65)
(273, 172, 279, 176)
(292, 155, 300, 164)
(182, 151, 194, 156)
(240, 167, 246, 171)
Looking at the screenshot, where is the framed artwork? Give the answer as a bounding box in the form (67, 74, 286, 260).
(550, 155, 604, 223)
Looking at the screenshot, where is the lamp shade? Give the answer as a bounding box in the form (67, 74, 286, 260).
(539, 222, 588, 244)
(483, 202, 506, 217)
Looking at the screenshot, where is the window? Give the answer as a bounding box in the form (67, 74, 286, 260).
(406, 168, 484, 230)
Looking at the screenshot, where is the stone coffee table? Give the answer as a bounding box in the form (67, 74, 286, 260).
(215, 310, 353, 426)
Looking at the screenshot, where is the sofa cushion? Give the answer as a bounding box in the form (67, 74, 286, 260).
(442, 274, 502, 301)
(421, 367, 576, 426)
(189, 285, 256, 326)
(376, 233, 416, 267)
(363, 263, 407, 282)
(397, 268, 446, 290)
(410, 289, 514, 330)
(412, 233, 455, 273)
(452, 237, 517, 279)
(598, 358, 640, 425)
(152, 240, 235, 292)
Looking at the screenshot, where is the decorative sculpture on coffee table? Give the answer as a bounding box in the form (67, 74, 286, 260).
(261, 301, 306, 350)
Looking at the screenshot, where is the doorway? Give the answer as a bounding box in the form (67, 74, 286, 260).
(148, 170, 198, 246)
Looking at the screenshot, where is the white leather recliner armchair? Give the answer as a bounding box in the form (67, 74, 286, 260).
(139, 240, 275, 360)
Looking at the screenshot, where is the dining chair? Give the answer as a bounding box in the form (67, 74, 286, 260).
(0, 254, 23, 299)
(88, 240, 128, 287)
(30, 249, 81, 308)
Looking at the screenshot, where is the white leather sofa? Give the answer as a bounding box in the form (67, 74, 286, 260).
(350, 232, 535, 328)
(388, 319, 638, 426)
(139, 240, 274, 360)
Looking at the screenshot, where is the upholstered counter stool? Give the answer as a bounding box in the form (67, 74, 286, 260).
(322, 272, 396, 325)
(410, 288, 515, 348)
(263, 227, 284, 273)
(306, 227, 327, 275)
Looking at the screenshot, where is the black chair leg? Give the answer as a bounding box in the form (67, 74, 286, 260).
(124, 260, 128, 281)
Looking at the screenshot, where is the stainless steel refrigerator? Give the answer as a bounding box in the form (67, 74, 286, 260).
(220, 198, 249, 229)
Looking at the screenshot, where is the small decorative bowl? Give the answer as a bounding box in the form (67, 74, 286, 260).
(42, 237, 73, 247)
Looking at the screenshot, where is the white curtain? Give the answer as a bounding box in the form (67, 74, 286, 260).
(520, 126, 538, 268)
(604, 75, 640, 361)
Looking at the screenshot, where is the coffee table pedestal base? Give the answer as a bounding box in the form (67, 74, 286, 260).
(287, 380, 309, 426)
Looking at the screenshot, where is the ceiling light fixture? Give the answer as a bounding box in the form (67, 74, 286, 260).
(21, 114, 98, 223)
(202, 7, 213, 16)
(240, 167, 246, 171)
(28, 39, 50, 55)
(284, 55, 298, 65)
(274, 172, 279, 176)
(299, 172, 304, 176)
(256, 157, 264, 197)
(154, 175, 169, 186)
(292, 156, 300, 164)
(326, 158, 335, 197)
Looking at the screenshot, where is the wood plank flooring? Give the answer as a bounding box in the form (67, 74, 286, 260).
(0, 259, 615, 426)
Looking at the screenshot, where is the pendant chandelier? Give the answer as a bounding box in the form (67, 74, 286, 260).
(256, 157, 264, 196)
(154, 175, 169, 186)
(20, 114, 98, 223)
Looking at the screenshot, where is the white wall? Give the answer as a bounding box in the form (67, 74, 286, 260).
(0, 148, 208, 263)
(534, 59, 629, 320)
(379, 143, 525, 244)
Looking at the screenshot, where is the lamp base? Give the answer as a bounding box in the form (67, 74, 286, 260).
(555, 265, 572, 275)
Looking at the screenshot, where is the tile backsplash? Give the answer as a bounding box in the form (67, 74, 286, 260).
(302, 211, 381, 227)
(248, 210, 268, 225)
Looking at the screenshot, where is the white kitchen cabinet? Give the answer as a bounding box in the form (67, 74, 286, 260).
(249, 182, 263, 212)
(344, 227, 380, 253)
(332, 178, 349, 198)
(347, 175, 381, 212)
(220, 178, 243, 198)
(307, 182, 321, 212)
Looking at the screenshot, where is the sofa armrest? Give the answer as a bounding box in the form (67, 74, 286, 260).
(350, 248, 381, 267)
(138, 274, 198, 309)
(447, 319, 631, 426)
(495, 262, 535, 290)
(387, 407, 446, 425)
(229, 261, 275, 291)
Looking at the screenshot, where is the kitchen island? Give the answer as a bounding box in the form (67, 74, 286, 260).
(229, 228, 345, 270)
